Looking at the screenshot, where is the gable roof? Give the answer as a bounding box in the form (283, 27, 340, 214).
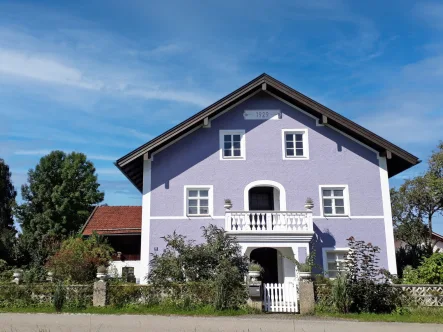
(81, 206, 141, 235)
(433, 232, 443, 243)
(116, 73, 420, 192)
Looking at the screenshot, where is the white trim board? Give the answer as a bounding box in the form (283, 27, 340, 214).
(149, 215, 384, 220)
(379, 156, 397, 275)
(139, 156, 152, 284)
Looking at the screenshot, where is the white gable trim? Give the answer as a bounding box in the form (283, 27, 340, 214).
(264, 90, 380, 157)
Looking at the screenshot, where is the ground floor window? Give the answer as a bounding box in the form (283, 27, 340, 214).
(323, 248, 348, 278)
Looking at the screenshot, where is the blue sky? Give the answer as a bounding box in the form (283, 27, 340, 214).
(1, 1, 442, 232)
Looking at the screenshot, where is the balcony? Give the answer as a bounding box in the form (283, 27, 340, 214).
(225, 210, 313, 233)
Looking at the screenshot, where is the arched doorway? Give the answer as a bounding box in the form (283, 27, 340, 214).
(243, 180, 286, 211)
(250, 248, 279, 284)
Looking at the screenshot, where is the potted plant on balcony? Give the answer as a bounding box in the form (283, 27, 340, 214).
(224, 198, 233, 210)
(248, 261, 263, 283)
(304, 197, 314, 210)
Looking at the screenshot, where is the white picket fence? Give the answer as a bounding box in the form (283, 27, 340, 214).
(263, 282, 298, 313)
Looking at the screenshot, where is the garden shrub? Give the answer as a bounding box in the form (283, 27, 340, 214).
(330, 237, 402, 314)
(46, 233, 113, 283)
(0, 283, 55, 308)
(108, 284, 160, 308)
(148, 225, 249, 310)
(332, 273, 351, 313)
(53, 282, 66, 312)
(402, 253, 443, 284)
(0, 283, 92, 309)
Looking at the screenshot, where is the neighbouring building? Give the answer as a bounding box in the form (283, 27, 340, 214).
(81, 206, 142, 283)
(85, 73, 420, 285)
(395, 231, 443, 253)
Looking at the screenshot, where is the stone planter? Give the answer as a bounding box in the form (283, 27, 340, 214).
(248, 270, 260, 283)
(46, 271, 54, 282)
(304, 203, 314, 210)
(12, 271, 22, 284)
(224, 200, 232, 210)
(96, 272, 107, 281)
(299, 271, 312, 280)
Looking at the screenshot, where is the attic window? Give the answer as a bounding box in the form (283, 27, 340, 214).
(282, 129, 309, 160)
(219, 130, 246, 160)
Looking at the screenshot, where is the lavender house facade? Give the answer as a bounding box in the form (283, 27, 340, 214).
(116, 74, 419, 285)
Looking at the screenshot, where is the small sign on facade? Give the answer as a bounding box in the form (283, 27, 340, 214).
(243, 110, 281, 120)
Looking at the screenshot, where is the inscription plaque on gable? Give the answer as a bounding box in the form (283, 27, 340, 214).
(243, 110, 281, 120)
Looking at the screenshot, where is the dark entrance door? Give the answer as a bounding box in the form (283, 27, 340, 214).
(249, 187, 274, 211)
(250, 248, 279, 284)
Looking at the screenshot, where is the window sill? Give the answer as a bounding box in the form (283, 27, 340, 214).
(283, 156, 309, 160)
(186, 215, 211, 218)
(221, 157, 246, 160)
(323, 214, 349, 218)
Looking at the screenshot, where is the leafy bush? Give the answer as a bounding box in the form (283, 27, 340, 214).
(402, 253, 443, 284)
(148, 225, 248, 309)
(53, 282, 66, 312)
(46, 233, 113, 283)
(332, 273, 351, 313)
(329, 237, 402, 314)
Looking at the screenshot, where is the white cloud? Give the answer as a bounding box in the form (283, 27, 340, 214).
(95, 168, 121, 175)
(0, 46, 213, 107)
(15, 150, 118, 161)
(0, 49, 103, 90)
(415, 2, 443, 30)
(14, 149, 51, 156)
(88, 155, 118, 161)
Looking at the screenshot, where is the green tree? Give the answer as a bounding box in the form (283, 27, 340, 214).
(403, 252, 443, 284)
(16, 151, 104, 253)
(392, 142, 443, 249)
(0, 159, 17, 263)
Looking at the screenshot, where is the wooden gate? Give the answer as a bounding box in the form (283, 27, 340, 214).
(263, 282, 298, 313)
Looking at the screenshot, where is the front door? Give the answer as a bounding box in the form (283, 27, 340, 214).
(249, 187, 274, 211)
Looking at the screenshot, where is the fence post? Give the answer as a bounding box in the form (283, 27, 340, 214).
(299, 280, 315, 315)
(93, 281, 108, 307)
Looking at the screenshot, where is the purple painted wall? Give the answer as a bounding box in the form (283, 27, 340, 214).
(148, 92, 388, 268)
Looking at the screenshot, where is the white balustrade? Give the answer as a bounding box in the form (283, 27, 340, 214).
(225, 210, 313, 232)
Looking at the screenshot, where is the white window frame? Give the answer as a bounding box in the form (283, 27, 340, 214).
(219, 130, 246, 160)
(281, 129, 309, 160)
(319, 185, 350, 217)
(184, 185, 214, 217)
(322, 248, 349, 279)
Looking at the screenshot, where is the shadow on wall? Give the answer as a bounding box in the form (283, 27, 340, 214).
(312, 224, 336, 275)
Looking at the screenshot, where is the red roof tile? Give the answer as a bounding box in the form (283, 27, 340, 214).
(82, 206, 141, 235)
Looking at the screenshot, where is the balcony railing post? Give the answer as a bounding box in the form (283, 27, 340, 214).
(224, 199, 232, 231)
(224, 210, 314, 233)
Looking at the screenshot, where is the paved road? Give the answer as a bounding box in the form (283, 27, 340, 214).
(1, 313, 442, 332)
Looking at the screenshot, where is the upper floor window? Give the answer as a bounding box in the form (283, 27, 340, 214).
(323, 249, 348, 278)
(320, 185, 349, 216)
(282, 129, 309, 160)
(219, 130, 246, 160)
(185, 186, 213, 217)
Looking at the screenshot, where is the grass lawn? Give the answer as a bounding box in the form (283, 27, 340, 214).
(0, 305, 254, 316)
(315, 307, 443, 324)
